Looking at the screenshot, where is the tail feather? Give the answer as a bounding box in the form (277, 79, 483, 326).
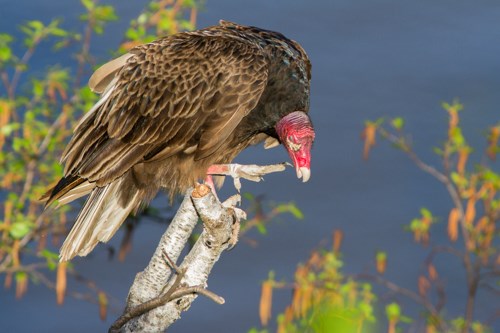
(41, 176, 96, 210)
(59, 177, 142, 262)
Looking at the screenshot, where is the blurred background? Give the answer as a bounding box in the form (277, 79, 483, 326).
(0, 0, 499, 332)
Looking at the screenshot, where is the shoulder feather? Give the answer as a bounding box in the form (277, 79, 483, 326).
(89, 52, 134, 93)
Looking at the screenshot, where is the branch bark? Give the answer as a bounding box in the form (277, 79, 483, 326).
(109, 163, 287, 332)
(110, 184, 238, 332)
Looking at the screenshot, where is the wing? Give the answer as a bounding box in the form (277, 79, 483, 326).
(61, 33, 269, 187)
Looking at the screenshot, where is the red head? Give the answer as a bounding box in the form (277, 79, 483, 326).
(275, 111, 315, 182)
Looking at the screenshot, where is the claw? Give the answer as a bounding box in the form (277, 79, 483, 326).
(206, 163, 288, 193)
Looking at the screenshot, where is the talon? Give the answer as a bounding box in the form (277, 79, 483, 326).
(227, 215, 241, 250)
(206, 163, 288, 193)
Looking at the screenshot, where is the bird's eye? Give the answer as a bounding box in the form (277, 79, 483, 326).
(288, 135, 295, 142)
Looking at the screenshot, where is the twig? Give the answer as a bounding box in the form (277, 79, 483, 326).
(110, 269, 224, 333)
(355, 272, 448, 332)
(379, 128, 479, 333)
(11, 42, 39, 96)
(0, 210, 47, 271)
(73, 7, 95, 91)
(424, 246, 454, 312)
(0, 71, 13, 98)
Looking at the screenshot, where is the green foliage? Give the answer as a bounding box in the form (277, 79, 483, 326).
(9, 219, 34, 239)
(363, 102, 499, 332)
(0, 34, 13, 63)
(239, 195, 304, 237)
(118, 0, 199, 52)
(40, 249, 60, 271)
(20, 20, 68, 48)
(80, 0, 118, 35)
(253, 245, 377, 333)
(390, 117, 404, 131)
(282, 102, 498, 333)
(0, 0, 201, 312)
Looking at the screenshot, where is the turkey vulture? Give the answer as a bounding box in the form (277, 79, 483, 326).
(44, 20, 315, 261)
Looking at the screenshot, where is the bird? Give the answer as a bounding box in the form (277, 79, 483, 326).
(43, 20, 315, 262)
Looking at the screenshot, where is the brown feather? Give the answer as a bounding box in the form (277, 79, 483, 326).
(46, 21, 313, 261)
(88, 53, 134, 93)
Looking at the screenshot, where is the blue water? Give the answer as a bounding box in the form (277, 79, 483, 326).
(1, 0, 499, 332)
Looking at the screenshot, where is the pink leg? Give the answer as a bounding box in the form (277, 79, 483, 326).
(206, 164, 230, 175)
(203, 174, 220, 201)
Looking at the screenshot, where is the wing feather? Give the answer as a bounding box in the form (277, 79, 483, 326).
(61, 33, 269, 188)
(88, 52, 134, 93)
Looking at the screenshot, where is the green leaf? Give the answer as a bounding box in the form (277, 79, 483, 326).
(93, 25, 104, 35)
(365, 117, 385, 127)
(27, 20, 44, 31)
(10, 221, 32, 239)
(420, 207, 432, 219)
(386, 302, 401, 321)
(40, 249, 59, 260)
(391, 117, 404, 130)
(0, 45, 12, 62)
(288, 204, 304, 219)
(0, 33, 13, 43)
(256, 222, 267, 235)
(0, 33, 13, 62)
(180, 20, 195, 31)
(481, 169, 500, 185)
(433, 147, 444, 156)
(158, 13, 173, 32)
(276, 203, 304, 219)
(125, 27, 139, 40)
(32, 79, 44, 97)
(247, 328, 268, 333)
(94, 5, 118, 22)
(1, 123, 20, 136)
(50, 27, 68, 37)
(13, 137, 30, 152)
(358, 301, 375, 321)
(243, 192, 254, 201)
(136, 14, 148, 25)
(81, 0, 94, 11)
(450, 127, 465, 147)
(409, 218, 421, 231)
(40, 249, 59, 270)
(451, 172, 468, 188)
(376, 250, 387, 261)
(15, 271, 27, 282)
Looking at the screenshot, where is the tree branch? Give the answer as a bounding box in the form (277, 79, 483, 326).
(110, 163, 287, 332)
(355, 272, 448, 332)
(112, 184, 236, 332)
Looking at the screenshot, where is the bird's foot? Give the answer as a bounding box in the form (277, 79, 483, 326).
(207, 163, 289, 192)
(227, 219, 240, 250)
(222, 194, 245, 249)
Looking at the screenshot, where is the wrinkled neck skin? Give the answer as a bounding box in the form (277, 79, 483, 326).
(275, 111, 314, 139)
(275, 111, 315, 182)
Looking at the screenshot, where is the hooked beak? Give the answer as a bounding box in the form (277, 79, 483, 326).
(296, 166, 311, 183)
(288, 144, 312, 183)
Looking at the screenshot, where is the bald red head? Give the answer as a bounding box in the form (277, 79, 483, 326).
(275, 111, 315, 182)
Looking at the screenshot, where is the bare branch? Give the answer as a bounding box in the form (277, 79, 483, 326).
(355, 272, 448, 332)
(113, 184, 236, 332)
